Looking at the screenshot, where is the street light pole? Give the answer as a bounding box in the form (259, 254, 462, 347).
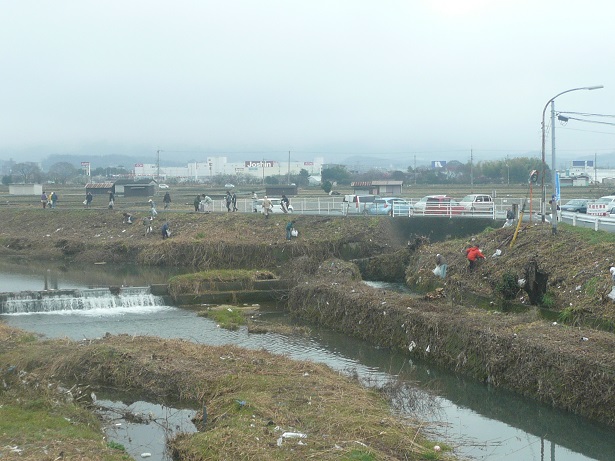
(540, 85, 603, 227)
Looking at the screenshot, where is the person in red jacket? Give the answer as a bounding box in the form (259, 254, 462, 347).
(466, 244, 485, 272)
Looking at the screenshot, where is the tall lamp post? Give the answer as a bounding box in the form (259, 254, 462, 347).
(541, 85, 603, 230)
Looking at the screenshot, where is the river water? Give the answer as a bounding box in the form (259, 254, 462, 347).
(1, 262, 614, 461)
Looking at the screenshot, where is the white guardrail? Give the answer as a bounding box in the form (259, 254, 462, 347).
(561, 211, 615, 232)
(220, 198, 615, 232)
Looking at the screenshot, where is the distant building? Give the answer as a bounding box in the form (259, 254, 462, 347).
(85, 182, 115, 195)
(560, 175, 590, 187)
(350, 180, 403, 196)
(9, 184, 42, 195)
(113, 178, 157, 197)
(133, 156, 324, 181)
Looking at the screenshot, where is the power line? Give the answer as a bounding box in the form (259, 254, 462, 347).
(557, 111, 615, 118)
(562, 116, 615, 127)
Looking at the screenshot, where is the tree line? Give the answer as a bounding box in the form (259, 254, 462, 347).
(321, 157, 549, 188)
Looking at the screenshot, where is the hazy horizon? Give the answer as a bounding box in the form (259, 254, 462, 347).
(2, 1, 614, 167)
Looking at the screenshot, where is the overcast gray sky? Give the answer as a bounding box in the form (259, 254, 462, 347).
(1, 0, 614, 165)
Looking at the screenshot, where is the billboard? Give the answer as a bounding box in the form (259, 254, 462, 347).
(245, 160, 274, 168)
(572, 160, 594, 167)
(431, 161, 447, 169)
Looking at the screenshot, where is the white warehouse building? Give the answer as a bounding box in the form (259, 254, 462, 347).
(133, 156, 324, 181)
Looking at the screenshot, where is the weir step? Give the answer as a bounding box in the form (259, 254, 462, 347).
(175, 290, 287, 305)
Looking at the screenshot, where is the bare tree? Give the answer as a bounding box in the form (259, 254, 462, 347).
(48, 162, 78, 184)
(12, 162, 42, 183)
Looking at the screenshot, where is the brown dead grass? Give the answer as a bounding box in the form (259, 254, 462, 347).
(0, 328, 449, 460)
(406, 223, 615, 323)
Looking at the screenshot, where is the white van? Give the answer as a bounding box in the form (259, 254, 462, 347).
(342, 195, 379, 214)
(594, 195, 615, 215)
(459, 194, 494, 213)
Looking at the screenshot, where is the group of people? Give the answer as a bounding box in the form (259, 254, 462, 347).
(225, 191, 238, 212)
(432, 243, 486, 278)
(194, 194, 213, 212)
(40, 191, 59, 209)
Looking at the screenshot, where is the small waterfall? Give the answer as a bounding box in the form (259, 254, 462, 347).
(0, 287, 163, 314)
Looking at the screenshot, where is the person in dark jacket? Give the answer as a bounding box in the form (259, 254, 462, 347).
(281, 195, 290, 213)
(225, 191, 232, 212)
(163, 192, 171, 209)
(285, 220, 296, 240)
(161, 222, 170, 239)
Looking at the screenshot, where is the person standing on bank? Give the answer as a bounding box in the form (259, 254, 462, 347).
(163, 192, 171, 209)
(50, 191, 58, 208)
(281, 195, 290, 213)
(262, 196, 272, 218)
(434, 253, 447, 278)
(503, 208, 515, 227)
(251, 191, 258, 212)
(194, 194, 201, 212)
(202, 195, 213, 213)
(225, 191, 232, 212)
(149, 199, 158, 217)
(161, 222, 170, 239)
(285, 220, 296, 240)
(108, 191, 115, 209)
(466, 244, 485, 272)
(85, 191, 93, 208)
(231, 192, 238, 212)
(41, 191, 48, 209)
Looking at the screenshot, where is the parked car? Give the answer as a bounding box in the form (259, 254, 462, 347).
(560, 199, 591, 213)
(342, 195, 380, 214)
(158, 184, 170, 189)
(224, 183, 235, 189)
(459, 194, 494, 213)
(412, 195, 464, 215)
(257, 198, 293, 214)
(594, 195, 615, 214)
(365, 197, 413, 216)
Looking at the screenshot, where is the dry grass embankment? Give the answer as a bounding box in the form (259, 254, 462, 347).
(0, 208, 399, 268)
(0, 323, 451, 461)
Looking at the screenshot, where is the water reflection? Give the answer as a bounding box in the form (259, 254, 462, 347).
(1, 269, 614, 460)
(0, 259, 189, 292)
(96, 394, 197, 461)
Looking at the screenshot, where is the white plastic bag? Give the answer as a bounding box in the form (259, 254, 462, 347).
(83, 200, 87, 205)
(291, 229, 298, 237)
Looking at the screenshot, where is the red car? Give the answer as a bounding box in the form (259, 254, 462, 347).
(412, 195, 465, 216)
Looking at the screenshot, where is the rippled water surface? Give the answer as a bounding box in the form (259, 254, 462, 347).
(2, 268, 615, 460)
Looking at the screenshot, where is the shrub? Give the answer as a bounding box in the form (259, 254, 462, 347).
(495, 271, 518, 300)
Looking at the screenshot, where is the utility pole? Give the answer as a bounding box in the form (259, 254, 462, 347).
(470, 149, 474, 192)
(595, 153, 597, 185)
(414, 155, 417, 185)
(287, 150, 291, 184)
(156, 149, 161, 182)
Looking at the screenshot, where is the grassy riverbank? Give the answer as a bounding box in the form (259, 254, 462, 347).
(283, 224, 615, 427)
(3, 206, 615, 455)
(0, 208, 401, 268)
(0, 323, 449, 461)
